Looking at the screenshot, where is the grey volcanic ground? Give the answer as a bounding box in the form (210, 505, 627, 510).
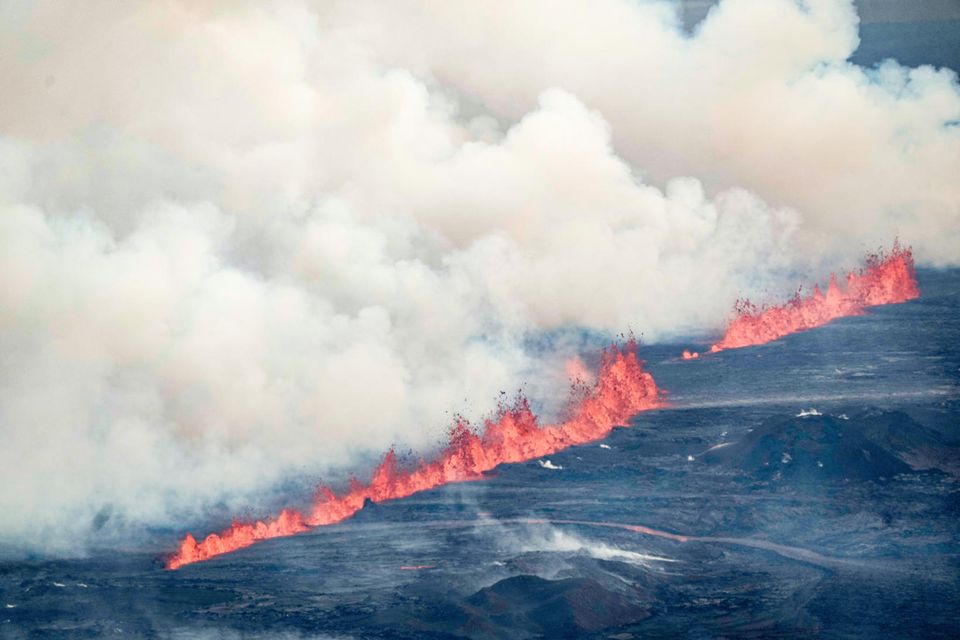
(2, 267, 958, 639)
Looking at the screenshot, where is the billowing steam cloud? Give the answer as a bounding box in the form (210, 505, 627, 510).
(0, 0, 956, 557)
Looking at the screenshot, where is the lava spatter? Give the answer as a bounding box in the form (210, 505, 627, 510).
(167, 340, 661, 569)
(700, 242, 919, 356)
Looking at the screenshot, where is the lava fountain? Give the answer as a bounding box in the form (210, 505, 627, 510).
(167, 340, 661, 569)
(706, 242, 919, 354)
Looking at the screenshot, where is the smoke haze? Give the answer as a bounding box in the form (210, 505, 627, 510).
(0, 0, 957, 556)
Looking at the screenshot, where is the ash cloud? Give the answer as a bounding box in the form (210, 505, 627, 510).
(0, 0, 956, 556)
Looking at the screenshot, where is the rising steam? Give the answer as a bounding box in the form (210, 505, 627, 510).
(0, 0, 957, 558)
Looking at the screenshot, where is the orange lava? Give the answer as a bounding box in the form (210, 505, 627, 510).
(681, 350, 700, 360)
(166, 340, 661, 569)
(709, 242, 919, 354)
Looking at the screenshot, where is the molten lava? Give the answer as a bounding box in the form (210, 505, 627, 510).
(167, 340, 661, 569)
(708, 243, 919, 354)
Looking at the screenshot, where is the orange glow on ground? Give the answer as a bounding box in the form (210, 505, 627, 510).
(706, 242, 919, 355)
(166, 340, 661, 569)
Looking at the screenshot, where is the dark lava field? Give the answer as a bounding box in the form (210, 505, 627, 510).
(2, 268, 958, 639)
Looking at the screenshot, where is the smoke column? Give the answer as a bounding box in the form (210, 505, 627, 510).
(168, 340, 660, 569)
(0, 1, 956, 559)
(704, 243, 919, 354)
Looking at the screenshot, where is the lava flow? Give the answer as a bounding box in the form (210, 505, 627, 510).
(707, 242, 919, 354)
(166, 340, 661, 569)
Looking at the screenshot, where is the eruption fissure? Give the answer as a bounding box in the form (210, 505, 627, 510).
(166, 341, 661, 569)
(688, 243, 919, 357)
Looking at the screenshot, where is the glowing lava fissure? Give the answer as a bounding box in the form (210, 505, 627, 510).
(166, 340, 661, 569)
(708, 242, 919, 354)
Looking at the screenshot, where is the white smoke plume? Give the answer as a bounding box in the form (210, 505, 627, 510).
(513, 526, 674, 568)
(0, 0, 956, 556)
